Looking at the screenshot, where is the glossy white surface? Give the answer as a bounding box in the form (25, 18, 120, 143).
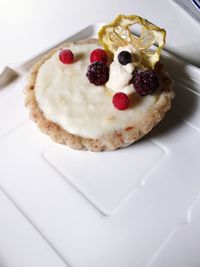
(0, 188, 68, 267)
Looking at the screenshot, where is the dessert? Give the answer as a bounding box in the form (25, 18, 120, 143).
(25, 15, 174, 151)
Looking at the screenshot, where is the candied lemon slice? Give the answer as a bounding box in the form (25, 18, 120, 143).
(98, 14, 166, 69)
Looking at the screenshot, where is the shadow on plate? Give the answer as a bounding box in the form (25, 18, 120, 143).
(141, 54, 199, 141)
(0, 67, 19, 90)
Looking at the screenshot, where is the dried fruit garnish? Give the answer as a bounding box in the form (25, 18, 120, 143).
(98, 14, 166, 69)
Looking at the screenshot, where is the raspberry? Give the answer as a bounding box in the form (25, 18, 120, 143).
(118, 51, 132, 65)
(90, 49, 108, 64)
(112, 92, 129, 110)
(59, 49, 74, 64)
(132, 70, 159, 96)
(86, 62, 109, 86)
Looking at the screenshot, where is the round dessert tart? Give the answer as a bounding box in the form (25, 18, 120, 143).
(25, 16, 175, 152)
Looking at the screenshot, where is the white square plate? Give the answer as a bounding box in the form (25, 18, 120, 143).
(1, 24, 200, 267)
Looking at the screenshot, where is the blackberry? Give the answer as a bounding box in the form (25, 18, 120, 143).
(132, 70, 159, 96)
(86, 62, 109, 86)
(118, 51, 132, 65)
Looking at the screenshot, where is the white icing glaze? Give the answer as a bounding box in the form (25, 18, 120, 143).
(35, 43, 158, 138)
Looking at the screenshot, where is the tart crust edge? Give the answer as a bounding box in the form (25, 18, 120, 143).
(24, 38, 175, 152)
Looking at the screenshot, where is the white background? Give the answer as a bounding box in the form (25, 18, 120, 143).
(0, 1, 200, 267)
(0, 0, 200, 67)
